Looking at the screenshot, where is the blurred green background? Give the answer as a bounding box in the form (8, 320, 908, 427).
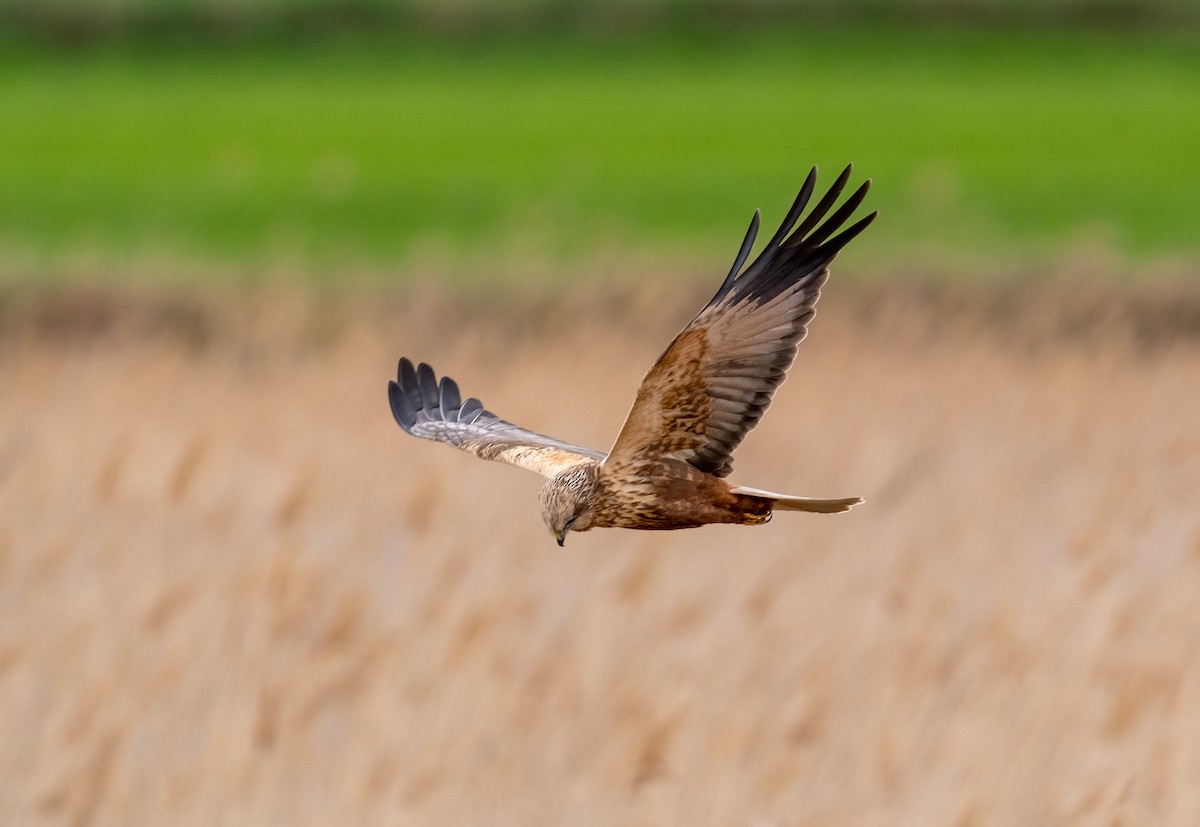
(2, 0, 1198, 280)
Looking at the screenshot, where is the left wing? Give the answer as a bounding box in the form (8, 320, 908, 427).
(389, 358, 605, 479)
(604, 165, 876, 478)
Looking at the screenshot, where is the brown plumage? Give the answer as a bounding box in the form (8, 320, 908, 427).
(388, 165, 875, 545)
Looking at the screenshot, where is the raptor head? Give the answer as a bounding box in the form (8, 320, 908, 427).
(539, 464, 598, 546)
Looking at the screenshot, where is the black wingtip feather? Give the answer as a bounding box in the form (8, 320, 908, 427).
(710, 209, 761, 306)
(398, 358, 418, 395)
(439, 376, 462, 416)
(806, 178, 871, 248)
(719, 165, 875, 307)
(821, 209, 878, 257)
(415, 362, 441, 415)
(787, 164, 852, 243)
(760, 167, 819, 254)
(388, 379, 414, 432)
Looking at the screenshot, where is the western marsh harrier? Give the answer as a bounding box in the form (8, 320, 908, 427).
(389, 166, 876, 545)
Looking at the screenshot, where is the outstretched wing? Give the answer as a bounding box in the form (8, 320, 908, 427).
(388, 358, 605, 479)
(605, 165, 876, 478)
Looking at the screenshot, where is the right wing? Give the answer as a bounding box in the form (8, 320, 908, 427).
(388, 358, 605, 479)
(604, 165, 876, 479)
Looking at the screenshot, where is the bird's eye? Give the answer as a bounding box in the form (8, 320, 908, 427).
(564, 517, 576, 532)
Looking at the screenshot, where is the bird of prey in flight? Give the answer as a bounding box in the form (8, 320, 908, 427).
(389, 166, 876, 546)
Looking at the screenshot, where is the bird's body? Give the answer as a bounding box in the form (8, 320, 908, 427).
(388, 166, 876, 545)
(540, 459, 774, 535)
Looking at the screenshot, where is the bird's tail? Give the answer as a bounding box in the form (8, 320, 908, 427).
(731, 485, 862, 514)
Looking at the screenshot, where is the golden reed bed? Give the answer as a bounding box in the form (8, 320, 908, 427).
(2, 276, 1199, 825)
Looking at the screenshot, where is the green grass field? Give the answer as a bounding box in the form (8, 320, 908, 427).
(2, 27, 1198, 274)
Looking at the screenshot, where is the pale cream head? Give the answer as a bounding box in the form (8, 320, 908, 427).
(538, 464, 598, 546)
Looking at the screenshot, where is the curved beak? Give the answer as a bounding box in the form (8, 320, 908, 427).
(555, 530, 566, 547)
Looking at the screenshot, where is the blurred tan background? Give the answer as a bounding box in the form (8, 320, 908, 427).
(5, 275, 1200, 824)
(3, 1, 1200, 824)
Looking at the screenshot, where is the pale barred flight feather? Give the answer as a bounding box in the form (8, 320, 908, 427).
(389, 358, 604, 480)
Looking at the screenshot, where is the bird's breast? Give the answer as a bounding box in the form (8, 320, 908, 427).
(592, 460, 760, 530)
